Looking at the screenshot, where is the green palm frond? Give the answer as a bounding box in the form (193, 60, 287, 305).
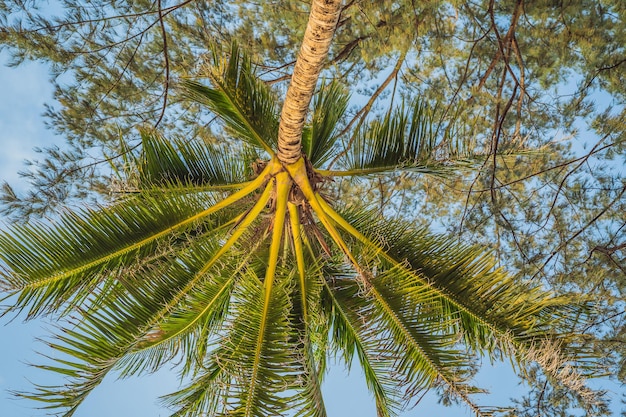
(364, 268, 483, 409)
(304, 80, 349, 167)
(304, 194, 596, 409)
(284, 251, 329, 417)
(0, 192, 232, 318)
(162, 264, 329, 417)
(117, 249, 249, 378)
(326, 99, 475, 177)
(323, 274, 402, 417)
(0, 161, 275, 320)
(18, 278, 183, 415)
(292, 343, 329, 417)
(332, 203, 581, 358)
(322, 250, 483, 413)
(177, 268, 298, 417)
(160, 356, 228, 417)
(13, 233, 245, 415)
(182, 43, 279, 154)
(130, 130, 256, 191)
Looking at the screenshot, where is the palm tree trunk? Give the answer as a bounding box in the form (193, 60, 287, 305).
(277, 0, 343, 165)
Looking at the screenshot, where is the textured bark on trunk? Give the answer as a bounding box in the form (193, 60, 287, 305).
(276, 0, 342, 165)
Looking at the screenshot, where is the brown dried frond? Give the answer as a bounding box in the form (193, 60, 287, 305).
(524, 339, 603, 405)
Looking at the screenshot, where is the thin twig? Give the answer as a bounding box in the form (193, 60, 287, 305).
(472, 137, 622, 193)
(536, 135, 610, 232)
(533, 184, 626, 279)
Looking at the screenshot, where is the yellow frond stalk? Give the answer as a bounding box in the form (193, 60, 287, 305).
(195, 180, 274, 278)
(288, 201, 308, 324)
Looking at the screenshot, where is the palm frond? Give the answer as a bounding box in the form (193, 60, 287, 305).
(117, 249, 249, 378)
(327, 99, 476, 177)
(13, 229, 244, 415)
(206, 268, 299, 417)
(182, 42, 279, 154)
(365, 267, 485, 411)
(304, 80, 349, 167)
(322, 274, 402, 417)
(320, 240, 484, 413)
(160, 355, 229, 417)
(0, 193, 211, 318)
(17, 276, 187, 415)
(330, 202, 586, 361)
(307, 195, 599, 411)
(0, 159, 273, 319)
(290, 340, 329, 417)
(162, 261, 329, 417)
(283, 247, 329, 417)
(130, 130, 256, 191)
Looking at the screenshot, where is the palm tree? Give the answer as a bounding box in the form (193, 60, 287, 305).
(0, 1, 598, 416)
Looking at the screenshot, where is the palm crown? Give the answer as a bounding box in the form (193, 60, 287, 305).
(0, 4, 597, 416)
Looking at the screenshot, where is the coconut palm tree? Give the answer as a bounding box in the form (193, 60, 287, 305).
(0, 1, 598, 416)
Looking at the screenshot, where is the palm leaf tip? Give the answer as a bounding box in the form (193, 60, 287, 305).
(339, 100, 436, 170)
(181, 43, 279, 153)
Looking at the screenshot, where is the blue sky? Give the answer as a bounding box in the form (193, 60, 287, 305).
(0, 51, 623, 417)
